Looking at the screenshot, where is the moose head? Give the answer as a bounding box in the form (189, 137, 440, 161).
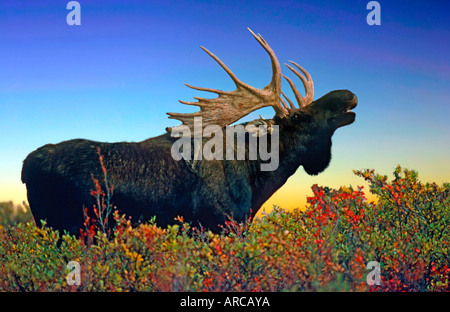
(167, 28, 357, 183)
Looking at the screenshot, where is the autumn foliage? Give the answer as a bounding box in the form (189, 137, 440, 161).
(0, 165, 448, 291)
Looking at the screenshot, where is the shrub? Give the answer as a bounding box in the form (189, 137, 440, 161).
(0, 201, 33, 225)
(0, 166, 448, 291)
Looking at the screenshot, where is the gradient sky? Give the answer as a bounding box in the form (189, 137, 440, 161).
(0, 0, 449, 213)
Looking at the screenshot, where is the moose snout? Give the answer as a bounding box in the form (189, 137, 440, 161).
(336, 90, 357, 110)
(347, 93, 358, 110)
(334, 90, 358, 111)
(314, 90, 358, 112)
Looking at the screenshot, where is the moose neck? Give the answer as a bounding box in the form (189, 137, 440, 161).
(249, 125, 332, 213)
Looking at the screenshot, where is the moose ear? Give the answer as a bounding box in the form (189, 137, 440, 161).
(302, 139, 332, 175)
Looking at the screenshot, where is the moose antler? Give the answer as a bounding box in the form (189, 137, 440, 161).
(167, 28, 289, 137)
(167, 28, 315, 136)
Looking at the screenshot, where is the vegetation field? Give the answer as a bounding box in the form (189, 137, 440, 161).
(0, 166, 448, 291)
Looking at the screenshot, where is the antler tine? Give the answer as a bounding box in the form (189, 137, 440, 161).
(184, 83, 232, 95)
(281, 91, 296, 110)
(199, 46, 255, 92)
(280, 97, 289, 110)
(283, 61, 314, 108)
(247, 28, 281, 93)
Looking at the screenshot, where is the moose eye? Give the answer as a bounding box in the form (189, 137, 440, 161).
(291, 113, 309, 123)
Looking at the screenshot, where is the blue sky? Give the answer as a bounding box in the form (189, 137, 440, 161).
(0, 0, 449, 210)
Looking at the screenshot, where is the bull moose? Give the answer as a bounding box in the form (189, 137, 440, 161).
(22, 29, 357, 235)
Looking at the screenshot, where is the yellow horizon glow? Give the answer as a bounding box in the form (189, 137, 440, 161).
(1, 162, 448, 217)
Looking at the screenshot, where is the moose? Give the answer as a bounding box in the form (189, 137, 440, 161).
(22, 29, 357, 235)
